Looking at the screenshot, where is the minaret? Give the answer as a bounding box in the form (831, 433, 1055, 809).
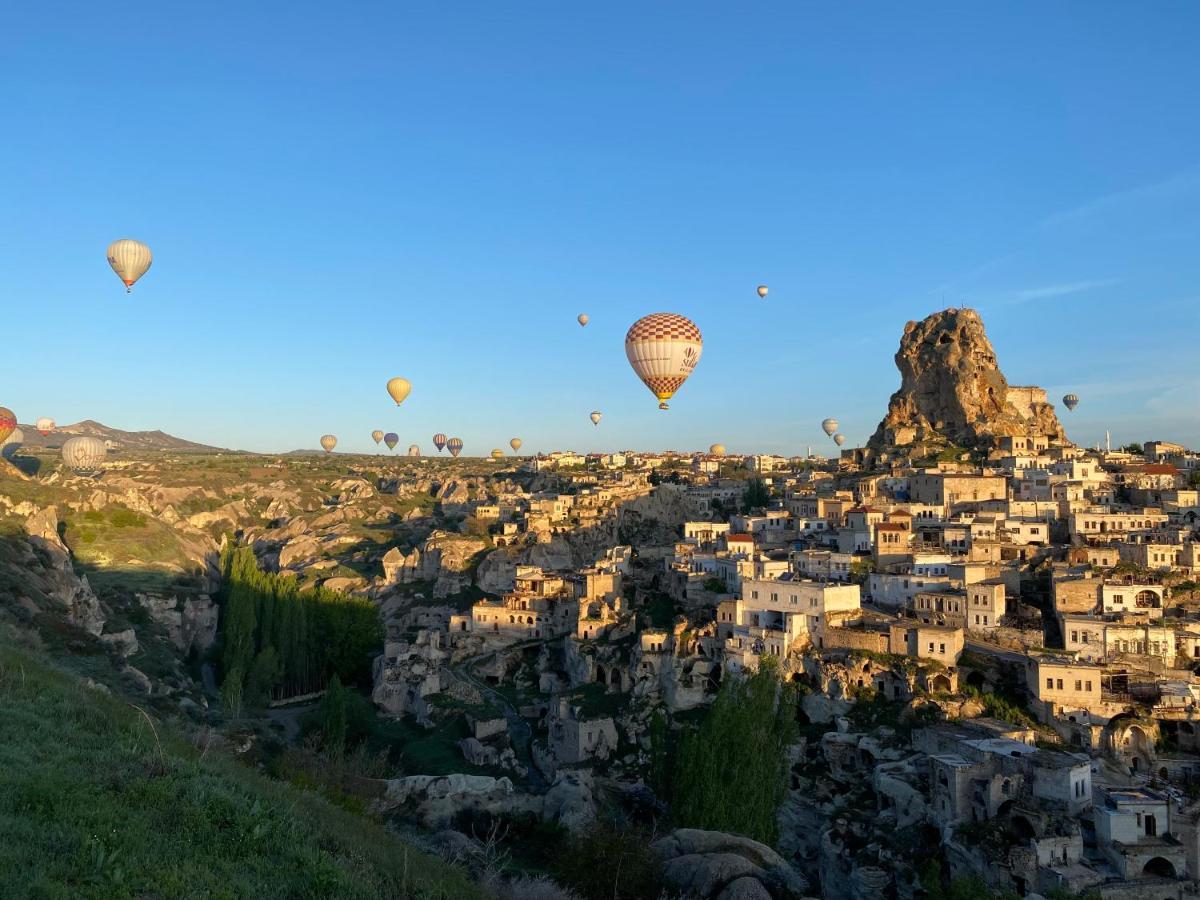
(1106, 430, 1111, 452)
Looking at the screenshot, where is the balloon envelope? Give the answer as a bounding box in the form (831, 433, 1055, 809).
(447, 437, 463, 458)
(371, 430, 384, 444)
(62, 435, 107, 472)
(0, 407, 15, 445)
(432, 433, 447, 452)
(834, 434, 846, 447)
(1, 428, 23, 461)
(709, 443, 726, 457)
(756, 285, 768, 298)
(106, 239, 152, 292)
(384, 433, 399, 450)
(319, 434, 337, 453)
(1063, 394, 1079, 411)
(510, 438, 522, 452)
(577, 314, 589, 327)
(490, 449, 504, 459)
(625, 313, 702, 410)
(35, 417, 55, 436)
(590, 411, 602, 426)
(386, 377, 412, 405)
(408, 444, 420, 457)
(821, 418, 839, 437)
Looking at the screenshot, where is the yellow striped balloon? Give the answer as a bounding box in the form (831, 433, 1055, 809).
(106, 239, 153, 292)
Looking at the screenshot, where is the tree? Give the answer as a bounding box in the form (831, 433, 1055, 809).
(318, 675, 350, 756)
(220, 666, 244, 719)
(647, 710, 673, 802)
(245, 647, 282, 708)
(671, 658, 797, 843)
(1122, 443, 1144, 456)
(742, 479, 771, 512)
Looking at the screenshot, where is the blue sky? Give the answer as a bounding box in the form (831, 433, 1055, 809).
(2, 2, 1197, 455)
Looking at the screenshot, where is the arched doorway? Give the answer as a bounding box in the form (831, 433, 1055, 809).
(931, 674, 952, 693)
(595, 665, 607, 685)
(1009, 814, 1036, 841)
(1142, 856, 1176, 878)
(966, 670, 986, 691)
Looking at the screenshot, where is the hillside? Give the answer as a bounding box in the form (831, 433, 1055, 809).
(0, 635, 485, 899)
(18, 420, 228, 453)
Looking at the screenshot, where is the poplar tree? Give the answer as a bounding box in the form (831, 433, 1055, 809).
(671, 659, 797, 844)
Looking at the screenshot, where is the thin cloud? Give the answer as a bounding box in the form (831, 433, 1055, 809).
(1037, 165, 1200, 231)
(1012, 278, 1117, 302)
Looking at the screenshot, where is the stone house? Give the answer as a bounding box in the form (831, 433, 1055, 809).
(1095, 788, 1187, 882)
(546, 697, 618, 766)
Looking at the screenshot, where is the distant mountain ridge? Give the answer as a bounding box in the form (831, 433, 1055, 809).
(18, 419, 228, 453)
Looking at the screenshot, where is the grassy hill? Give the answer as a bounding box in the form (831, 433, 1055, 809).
(0, 638, 486, 900)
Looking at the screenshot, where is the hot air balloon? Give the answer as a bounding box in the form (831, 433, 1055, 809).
(821, 418, 839, 437)
(433, 433, 447, 452)
(106, 239, 152, 292)
(510, 438, 522, 452)
(0, 407, 15, 446)
(408, 444, 420, 457)
(386, 377, 412, 406)
(1063, 394, 1079, 411)
(590, 411, 602, 426)
(447, 437, 463, 458)
(62, 436, 107, 473)
(371, 430, 384, 444)
(709, 443, 726, 457)
(578, 314, 589, 327)
(834, 434, 846, 447)
(624, 313, 703, 410)
(490, 449, 505, 459)
(320, 434, 337, 454)
(1, 428, 24, 461)
(35, 417, 55, 436)
(384, 432, 399, 451)
(756, 285, 768, 299)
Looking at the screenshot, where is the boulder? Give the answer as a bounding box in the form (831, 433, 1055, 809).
(278, 535, 321, 569)
(654, 829, 809, 900)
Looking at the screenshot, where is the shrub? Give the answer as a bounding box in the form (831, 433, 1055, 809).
(108, 508, 146, 528)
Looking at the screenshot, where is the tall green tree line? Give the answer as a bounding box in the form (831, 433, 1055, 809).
(671, 658, 797, 844)
(218, 544, 382, 708)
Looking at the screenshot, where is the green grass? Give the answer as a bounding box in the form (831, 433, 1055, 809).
(0, 642, 486, 899)
(370, 713, 509, 779)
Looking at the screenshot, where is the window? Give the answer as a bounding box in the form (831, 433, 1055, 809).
(1071, 630, 1078, 643)
(1056, 679, 1064, 690)
(1046, 677, 1054, 689)
(1085, 681, 1092, 691)
(1074, 680, 1081, 691)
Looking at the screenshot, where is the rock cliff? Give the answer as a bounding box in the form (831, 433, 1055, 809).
(868, 308, 1065, 452)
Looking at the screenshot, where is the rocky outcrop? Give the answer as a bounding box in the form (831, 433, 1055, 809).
(653, 829, 810, 899)
(868, 308, 1065, 451)
(137, 593, 219, 654)
(22, 507, 105, 635)
(374, 773, 539, 830)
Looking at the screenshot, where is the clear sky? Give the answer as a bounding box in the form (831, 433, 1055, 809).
(3, 2, 1197, 456)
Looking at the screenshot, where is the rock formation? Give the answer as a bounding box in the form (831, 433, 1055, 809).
(868, 308, 1065, 452)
